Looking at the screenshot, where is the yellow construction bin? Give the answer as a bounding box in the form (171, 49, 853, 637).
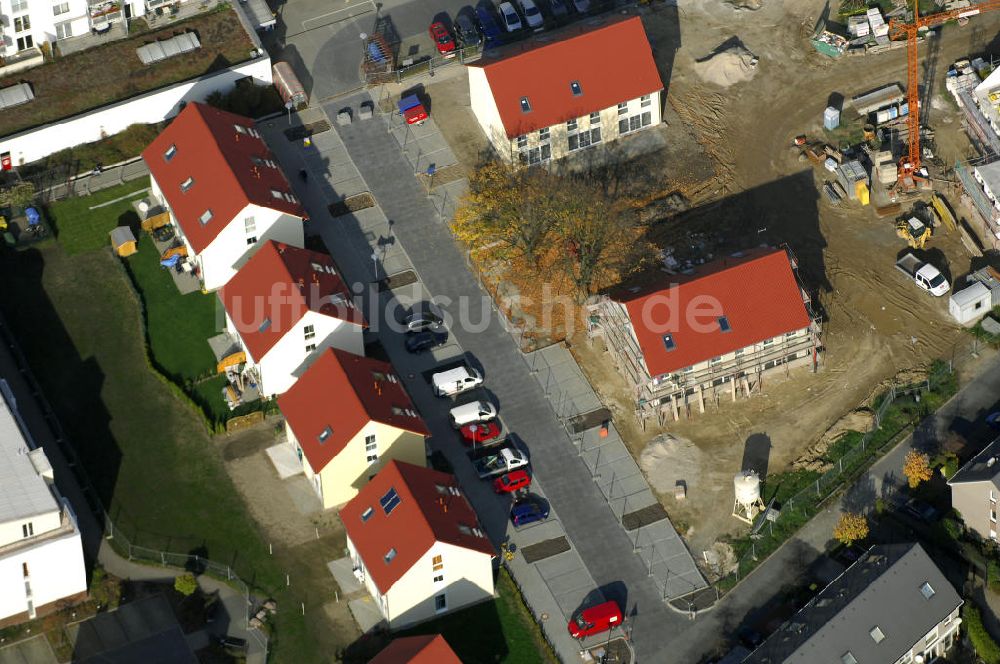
(855, 181, 870, 206)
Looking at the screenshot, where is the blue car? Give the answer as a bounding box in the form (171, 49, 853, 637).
(475, 4, 504, 48)
(511, 496, 549, 527)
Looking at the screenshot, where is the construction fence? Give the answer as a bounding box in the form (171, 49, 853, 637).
(718, 356, 963, 591)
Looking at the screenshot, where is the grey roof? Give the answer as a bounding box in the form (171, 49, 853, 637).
(743, 543, 962, 664)
(948, 435, 1000, 487)
(110, 226, 136, 248)
(951, 281, 991, 309)
(0, 380, 58, 527)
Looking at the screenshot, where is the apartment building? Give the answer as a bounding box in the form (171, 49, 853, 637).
(949, 435, 1000, 541)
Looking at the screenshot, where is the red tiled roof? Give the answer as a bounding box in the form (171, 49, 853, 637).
(142, 102, 304, 254)
(340, 461, 495, 594)
(219, 241, 366, 361)
(277, 349, 429, 474)
(469, 16, 663, 139)
(618, 249, 812, 377)
(370, 635, 461, 664)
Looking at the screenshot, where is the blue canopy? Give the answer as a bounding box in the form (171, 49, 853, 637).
(25, 207, 40, 226)
(160, 254, 181, 268)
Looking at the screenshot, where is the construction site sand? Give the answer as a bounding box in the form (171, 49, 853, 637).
(693, 43, 758, 88)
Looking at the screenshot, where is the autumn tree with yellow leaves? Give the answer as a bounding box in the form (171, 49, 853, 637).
(833, 512, 869, 546)
(903, 450, 934, 489)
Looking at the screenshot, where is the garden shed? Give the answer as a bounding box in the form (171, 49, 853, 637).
(110, 226, 137, 257)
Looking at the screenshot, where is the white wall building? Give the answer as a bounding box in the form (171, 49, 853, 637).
(340, 461, 495, 630)
(219, 241, 366, 397)
(0, 0, 148, 58)
(144, 102, 304, 291)
(467, 15, 663, 164)
(0, 380, 87, 625)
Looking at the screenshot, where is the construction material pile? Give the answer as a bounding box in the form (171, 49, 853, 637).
(693, 43, 759, 88)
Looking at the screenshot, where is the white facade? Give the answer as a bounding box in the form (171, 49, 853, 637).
(0, 380, 86, 623)
(469, 66, 662, 164)
(226, 309, 364, 397)
(0, 55, 271, 165)
(893, 606, 962, 664)
(149, 175, 304, 292)
(347, 537, 494, 630)
(0, 0, 103, 57)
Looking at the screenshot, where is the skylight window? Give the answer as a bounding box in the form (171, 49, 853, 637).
(361, 507, 374, 522)
(271, 189, 283, 199)
(318, 426, 332, 443)
(258, 318, 271, 333)
(718, 316, 731, 332)
(662, 334, 676, 351)
(841, 654, 857, 664)
(234, 124, 247, 134)
(870, 626, 885, 643)
(164, 144, 177, 162)
(520, 97, 531, 113)
(380, 487, 401, 515)
(457, 524, 472, 535)
(384, 547, 397, 563)
(180, 177, 194, 192)
(199, 209, 213, 224)
(570, 80, 582, 96)
(920, 582, 935, 599)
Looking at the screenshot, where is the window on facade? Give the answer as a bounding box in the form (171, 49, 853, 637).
(245, 216, 256, 234)
(683, 365, 693, 374)
(305, 343, 316, 352)
(53, 2, 70, 15)
(568, 127, 602, 152)
(432, 554, 444, 571)
(164, 144, 177, 162)
(641, 94, 652, 108)
(22, 562, 29, 577)
(589, 111, 600, 124)
(22, 522, 33, 538)
(303, 324, 316, 340)
(992, 509, 997, 523)
(434, 593, 447, 612)
(617, 102, 628, 116)
(734, 348, 744, 357)
(538, 127, 549, 141)
(14, 16, 30, 32)
(567, 118, 578, 132)
(433, 574, 444, 583)
(365, 434, 378, 464)
(10, 0, 27, 12)
(55, 21, 72, 38)
(520, 97, 531, 113)
(516, 135, 528, 150)
(762, 338, 773, 347)
(520, 145, 551, 165)
(710, 356, 722, 365)
(245, 236, 257, 246)
(199, 209, 213, 224)
(180, 177, 194, 192)
(919, 582, 935, 599)
(16, 35, 33, 51)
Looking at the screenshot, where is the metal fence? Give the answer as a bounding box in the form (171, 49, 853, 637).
(24, 156, 150, 204)
(719, 359, 958, 589)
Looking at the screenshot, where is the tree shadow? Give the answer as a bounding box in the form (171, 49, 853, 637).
(742, 433, 771, 479)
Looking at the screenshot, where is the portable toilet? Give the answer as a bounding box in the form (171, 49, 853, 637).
(110, 226, 137, 257)
(949, 281, 991, 326)
(855, 181, 870, 206)
(824, 106, 840, 130)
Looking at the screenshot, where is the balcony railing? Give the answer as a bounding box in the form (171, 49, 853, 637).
(88, 0, 122, 23)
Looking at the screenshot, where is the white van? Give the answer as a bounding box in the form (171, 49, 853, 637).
(449, 401, 497, 428)
(431, 366, 483, 397)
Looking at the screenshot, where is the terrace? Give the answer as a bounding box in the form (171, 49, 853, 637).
(0, 4, 256, 139)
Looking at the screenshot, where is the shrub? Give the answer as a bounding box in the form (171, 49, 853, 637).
(990, 560, 1000, 592)
(173, 573, 198, 597)
(965, 604, 1000, 664)
(205, 82, 284, 119)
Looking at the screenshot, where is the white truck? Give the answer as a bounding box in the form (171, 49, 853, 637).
(895, 253, 950, 296)
(471, 441, 528, 479)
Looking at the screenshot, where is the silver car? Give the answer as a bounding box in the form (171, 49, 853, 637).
(498, 1, 522, 31)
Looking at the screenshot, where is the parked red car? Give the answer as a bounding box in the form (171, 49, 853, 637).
(494, 469, 531, 494)
(568, 600, 623, 639)
(429, 21, 456, 57)
(459, 420, 502, 445)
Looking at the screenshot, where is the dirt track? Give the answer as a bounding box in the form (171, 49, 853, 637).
(574, 0, 1000, 555)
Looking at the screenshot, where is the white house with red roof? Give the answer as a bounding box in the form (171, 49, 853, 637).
(219, 241, 366, 397)
(467, 16, 663, 164)
(142, 102, 306, 291)
(277, 348, 429, 509)
(591, 248, 820, 422)
(340, 461, 495, 630)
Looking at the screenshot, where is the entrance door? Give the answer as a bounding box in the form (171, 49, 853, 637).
(124, 3, 132, 18)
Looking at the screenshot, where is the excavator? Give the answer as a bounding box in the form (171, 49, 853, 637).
(896, 215, 932, 249)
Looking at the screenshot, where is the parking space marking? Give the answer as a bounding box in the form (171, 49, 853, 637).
(300, 1, 376, 30)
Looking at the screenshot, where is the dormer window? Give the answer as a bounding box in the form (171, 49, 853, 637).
(180, 177, 194, 192)
(318, 425, 332, 443)
(199, 209, 213, 224)
(570, 80, 582, 96)
(520, 97, 531, 113)
(164, 144, 177, 162)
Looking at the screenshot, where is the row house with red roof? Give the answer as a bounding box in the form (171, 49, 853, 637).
(589, 248, 821, 423)
(277, 349, 429, 509)
(370, 635, 461, 663)
(340, 461, 495, 629)
(468, 16, 663, 165)
(218, 241, 366, 397)
(143, 103, 306, 291)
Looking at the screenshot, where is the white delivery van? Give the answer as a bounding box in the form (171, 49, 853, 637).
(431, 366, 483, 397)
(449, 401, 497, 428)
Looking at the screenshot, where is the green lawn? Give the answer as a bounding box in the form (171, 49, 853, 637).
(46, 178, 150, 255)
(124, 234, 218, 384)
(0, 241, 327, 663)
(396, 570, 557, 664)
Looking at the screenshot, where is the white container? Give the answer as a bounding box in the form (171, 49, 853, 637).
(824, 106, 840, 130)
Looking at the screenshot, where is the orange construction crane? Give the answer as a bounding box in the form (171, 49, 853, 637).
(888, 0, 1000, 188)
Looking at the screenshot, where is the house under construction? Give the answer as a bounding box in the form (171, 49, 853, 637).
(587, 247, 822, 426)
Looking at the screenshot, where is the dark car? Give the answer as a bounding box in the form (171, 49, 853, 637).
(455, 11, 482, 47)
(904, 498, 940, 522)
(475, 3, 504, 47)
(511, 495, 549, 527)
(404, 309, 444, 332)
(216, 635, 248, 652)
(429, 21, 457, 57)
(405, 330, 447, 353)
(546, 0, 570, 18)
